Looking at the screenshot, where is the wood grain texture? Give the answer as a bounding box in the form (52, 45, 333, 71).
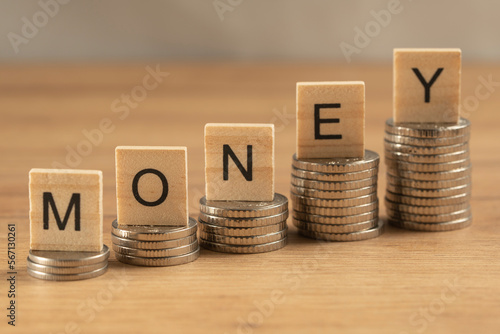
(0, 63, 499, 334)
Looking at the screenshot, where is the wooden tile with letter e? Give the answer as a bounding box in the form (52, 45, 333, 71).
(29, 169, 103, 252)
(205, 123, 274, 201)
(394, 48, 461, 124)
(296, 81, 365, 159)
(115, 146, 188, 226)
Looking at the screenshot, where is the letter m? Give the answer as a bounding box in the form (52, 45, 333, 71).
(43, 192, 81, 231)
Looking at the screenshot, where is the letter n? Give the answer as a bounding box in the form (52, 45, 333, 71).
(223, 144, 253, 181)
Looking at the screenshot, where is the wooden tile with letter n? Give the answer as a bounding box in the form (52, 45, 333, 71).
(29, 169, 103, 252)
(205, 123, 274, 201)
(115, 146, 188, 226)
(394, 48, 462, 124)
(296, 81, 365, 159)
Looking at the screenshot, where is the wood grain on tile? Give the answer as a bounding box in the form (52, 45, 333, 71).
(29, 168, 103, 252)
(297, 81, 365, 159)
(205, 123, 274, 201)
(115, 146, 188, 226)
(394, 48, 462, 124)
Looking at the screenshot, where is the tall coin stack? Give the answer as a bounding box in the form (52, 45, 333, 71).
(291, 150, 385, 241)
(111, 218, 200, 266)
(384, 118, 472, 231)
(198, 193, 288, 253)
(27, 246, 109, 281)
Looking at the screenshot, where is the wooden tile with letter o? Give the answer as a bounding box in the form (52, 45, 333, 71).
(115, 146, 188, 226)
(205, 123, 274, 201)
(394, 48, 462, 124)
(296, 81, 365, 159)
(29, 168, 103, 252)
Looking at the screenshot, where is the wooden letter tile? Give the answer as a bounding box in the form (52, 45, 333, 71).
(116, 146, 188, 226)
(205, 123, 274, 201)
(394, 48, 461, 124)
(296, 81, 365, 159)
(29, 168, 103, 252)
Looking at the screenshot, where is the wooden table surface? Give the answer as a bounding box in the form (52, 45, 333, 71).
(1, 63, 499, 334)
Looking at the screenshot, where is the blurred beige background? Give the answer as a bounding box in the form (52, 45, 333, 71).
(1, 0, 498, 62)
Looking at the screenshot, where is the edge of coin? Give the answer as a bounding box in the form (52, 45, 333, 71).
(28, 245, 110, 267)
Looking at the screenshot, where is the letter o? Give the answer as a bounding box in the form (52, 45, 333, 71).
(131, 86, 147, 102)
(429, 299, 445, 315)
(132, 168, 168, 206)
(247, 311, 264, 326)
(33, 11, 49, 27)
(365, 20, 381, 37)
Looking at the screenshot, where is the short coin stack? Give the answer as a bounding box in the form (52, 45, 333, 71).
(384, 118, 472, 231)
(111, 218, 200, 266)
(198, 193, 288, 253)
(27, 245, 109, 281)
(291, 150, 384, 241)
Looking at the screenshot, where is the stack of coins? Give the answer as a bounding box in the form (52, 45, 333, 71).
(111, 218, 200, 266)
(384, 118, 472, 232)
(27, 245, 109, 281)
(198, 193, 288, 253)
(291, 150, 384, 241)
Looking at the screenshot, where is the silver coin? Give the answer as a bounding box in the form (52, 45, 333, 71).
(27, 258, 107, 275)
(291, 192, 378, 208)
(112, 218, 197, 241)
(387, 165, 471, 181)
(293, 218, 378, 233)
(291, 166, 378, 182)
(292, 150, 380, 173)
(291, 185, 377, 200)
(385, 191, 471, 206)
(291, 175, 377, 191)
(384, 198, 470, 215)
(199, 193, 288, 218)
(293, 200, 378, 216)
(386, 174, 471, 190)
(385, 118, 470, 138)
(112, 241, 199, 257)
(28, 245, 110, 267)
(200, 237, 287, 254)
(198, 211, 288, 228)
(111, 233, 197, 250)
(385, 132, 470, 147)
(199, 228, 287, 245)
(384, 140, 468, 155)
(385, 149, 469, 164)
(114, 247, 200, 267)
(386, 183, 471, 198)
(389, 216, 472, 232)
(385, 158, 471, 172)
(386, 207, 471, 223)
(293, 209, 379, 225)
(297, 220, 385, 241)
(27, 265, 108, 281)
(198, 220, 287, 237)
